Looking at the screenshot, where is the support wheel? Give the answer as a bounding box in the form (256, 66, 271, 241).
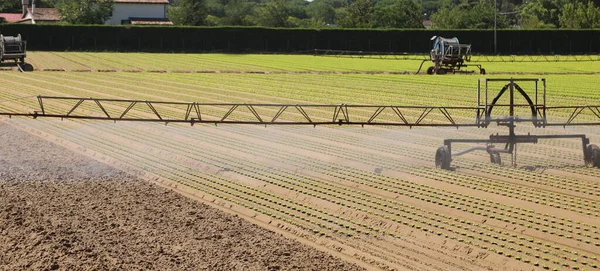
(426, 66, 435, 75)
(435, 146, 451, 170)
(585, 144, 600, 168)
(436, 68, 447, 75)
(489, 152, 501, 165)
(480, 68, 486, 75)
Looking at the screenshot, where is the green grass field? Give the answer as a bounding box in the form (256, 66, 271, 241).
(25, 51, 600, 74)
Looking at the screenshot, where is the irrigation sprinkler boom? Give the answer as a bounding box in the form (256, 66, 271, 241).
(2, 78, 600, 169)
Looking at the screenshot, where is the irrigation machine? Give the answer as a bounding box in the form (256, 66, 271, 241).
(1, 78, 600, 169)
(0, 33, 31, 72)
(423, 36, 485, 75)
(314, 36, 486, 75)
(0, 34, 26, 63)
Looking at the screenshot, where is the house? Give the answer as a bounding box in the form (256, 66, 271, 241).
(19, 7, 61, 24)
(3, 0, 171, 25)
(0, 13, 23, 23)
(105, 0, 172, 25)
(1, 0, 61, 24)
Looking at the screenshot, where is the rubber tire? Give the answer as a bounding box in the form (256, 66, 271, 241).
(436, 68, 447, 75)
(435, 146, 451, 170)
(480, 68, 486, 75)
(586, 144, 600, 168)
(489, 152, 501, 165)
(585, 144, 598, 167)
(426, 66, 435, 75)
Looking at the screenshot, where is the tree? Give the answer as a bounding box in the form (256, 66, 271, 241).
(306, 0, 336, 24)
(56, 0, 113, 24)
(289, 0, 308, 18)
(339, 0, 374, 28)
(254, 0, 291, 27)
(431, 0, 508, 28)
(373, 0, 423, 28)
(559, 1, 600, 28)
(169, 0, 208, 25)
(221, 0, 257, 26)
(518, 0, 565, 28)
(0, 0, 21, 13)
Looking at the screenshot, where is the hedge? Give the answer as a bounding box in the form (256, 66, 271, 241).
(1, 24, 599, 54)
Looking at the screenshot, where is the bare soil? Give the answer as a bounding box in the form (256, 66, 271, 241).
(0, 122, 364, 271)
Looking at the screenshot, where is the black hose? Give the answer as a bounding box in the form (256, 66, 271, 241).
(415, 59, 429, 74)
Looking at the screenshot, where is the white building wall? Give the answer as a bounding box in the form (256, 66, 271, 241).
(105, 3, 166, 25)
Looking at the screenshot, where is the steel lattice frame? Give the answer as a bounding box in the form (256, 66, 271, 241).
(1, 78, 600, 169)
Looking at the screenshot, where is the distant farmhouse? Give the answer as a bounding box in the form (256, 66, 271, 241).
(0, 0, 171, 25)
(0, 0, 60, 24)
(107, 0, 172, 25)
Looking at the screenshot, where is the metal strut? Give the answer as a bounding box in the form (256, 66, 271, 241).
(0, 78, 599, 169)
(436, 78, 600, 170)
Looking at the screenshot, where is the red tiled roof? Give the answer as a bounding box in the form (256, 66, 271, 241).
(27, 8, 61, 21)
(130, 17, 172, 25)
(0, 13, 23, 23)
(114, 0, 169, 4)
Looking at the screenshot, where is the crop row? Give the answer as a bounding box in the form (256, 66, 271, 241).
(25, 52, 600, 75)
(19, 116, 600, 271)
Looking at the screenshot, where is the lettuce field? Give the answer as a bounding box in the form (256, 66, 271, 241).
(1, 52, 599, 271)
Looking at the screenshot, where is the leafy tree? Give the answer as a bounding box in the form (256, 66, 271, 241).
(169, 0, 208, 25)
(306, 0, 336, 24)
(205, 0, 225, 18)
(221, 0, 256, 25)
(559, 1, 600, 28)
(56, 0, 113, 24)
(287, 0, 308, 19)
(339, 0, 374, 28)
(254, 0, 290, 27)
(518, 0, 564, 28)
(373, 0, 423, 28)
(431, 0, 508, 28)
(0, 0, 21, 13)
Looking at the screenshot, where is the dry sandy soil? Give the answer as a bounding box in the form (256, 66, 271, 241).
(0, 121, 364, 271)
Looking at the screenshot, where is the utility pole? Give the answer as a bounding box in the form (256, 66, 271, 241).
(494, 0, 497, 54)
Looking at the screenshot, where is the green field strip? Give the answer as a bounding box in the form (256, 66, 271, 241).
(25, 72, 600, 120)
(50, 72, 600, 121)
(26, 52, 69, 70)
(58, 52, 124, 71)
(42, 52, 92, 70)
(36, 72, 473, 124)
(26, 52, 600, 74)
(78, 52, 145, 71)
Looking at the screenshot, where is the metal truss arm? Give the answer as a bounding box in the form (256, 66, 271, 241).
(2, 96, 600, 128)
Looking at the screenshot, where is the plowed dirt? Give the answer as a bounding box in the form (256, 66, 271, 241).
(0, 122, 364, 271)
